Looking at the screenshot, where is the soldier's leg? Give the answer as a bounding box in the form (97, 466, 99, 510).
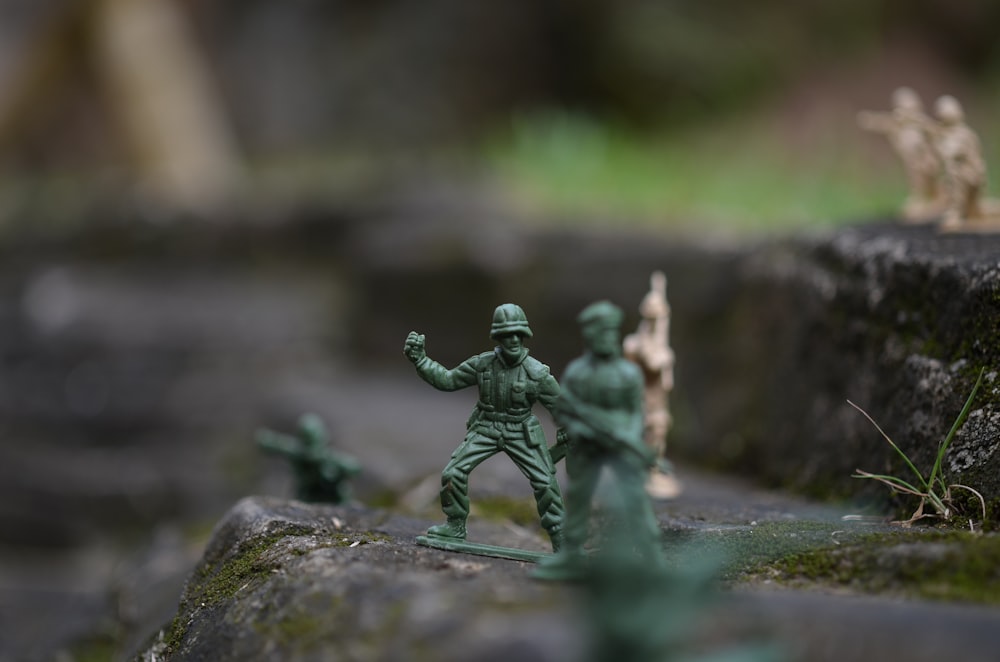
(504, 439, 565, 550)
(942, 176, 962, 227)
(428, 432, 497, 539)
(532, 449, 601, 580)
(609, 456, 663, 560)
(561, 449, 602, 553)
(965, 183, 983, 219)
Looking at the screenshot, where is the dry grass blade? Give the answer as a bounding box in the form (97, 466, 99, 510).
(949, 483, 987, 521)
(851, 470, 925, 498)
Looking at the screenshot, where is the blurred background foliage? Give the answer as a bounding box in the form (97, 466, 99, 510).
(1, 0, 999, 232)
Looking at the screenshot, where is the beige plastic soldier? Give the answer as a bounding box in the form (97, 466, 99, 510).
(928, 95, 995, 230)
(857, 87, 944, 221)
(623, 271, 681, 499)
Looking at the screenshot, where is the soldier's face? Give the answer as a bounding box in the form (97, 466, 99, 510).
(497, 333, 523, 354)
(583, 323, 620, 357)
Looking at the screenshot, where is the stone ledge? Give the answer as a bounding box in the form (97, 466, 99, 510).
(681, 223, 1000, 509)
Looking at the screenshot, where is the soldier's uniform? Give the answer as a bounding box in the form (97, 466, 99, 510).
(558, 352, 659, 557)
(409, 304, 565, 549)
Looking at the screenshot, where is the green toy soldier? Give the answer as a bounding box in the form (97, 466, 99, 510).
(256, 413, 361, 504)
(404, 303, 567, 551)
(534, 301, 663, 580)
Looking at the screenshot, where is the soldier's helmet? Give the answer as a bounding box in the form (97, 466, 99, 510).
(892, 86, 922, 112)
(935, 95, 964, 125)
(298, 413, 328, 448)
(577, 300, 623, 329)
(490, 303, 533, 338)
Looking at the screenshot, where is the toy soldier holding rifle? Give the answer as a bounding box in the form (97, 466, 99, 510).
(256, 413, 360, 504)
(535, 301, 663, 580)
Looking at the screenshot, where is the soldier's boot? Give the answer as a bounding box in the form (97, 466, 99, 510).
(426, 517, 467, 540)
(433, 467, 471, 539)
(532, 546, 587, 581)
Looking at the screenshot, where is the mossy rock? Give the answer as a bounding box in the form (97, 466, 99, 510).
(138, 497, 577, 662)
(750, 530, 1000, 604)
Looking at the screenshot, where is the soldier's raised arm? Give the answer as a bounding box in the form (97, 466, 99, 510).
(404, 331, 479, 392)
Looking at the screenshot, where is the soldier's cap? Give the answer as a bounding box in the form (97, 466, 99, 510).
(577, 300, 623, 328)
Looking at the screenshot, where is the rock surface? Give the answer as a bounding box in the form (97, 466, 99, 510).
(138, 495, 1000, 662)
(675, 222, 1000, 510)
(139, 497, 580, 662)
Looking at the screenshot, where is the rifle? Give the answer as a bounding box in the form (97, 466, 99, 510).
(548, 428, 569, 464)
(556, 389, 655, 468)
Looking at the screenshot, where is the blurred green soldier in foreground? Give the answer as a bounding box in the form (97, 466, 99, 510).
(404, 303, 567, 551)
(256, 413, 361, 504)
(534, 301, 663, 580)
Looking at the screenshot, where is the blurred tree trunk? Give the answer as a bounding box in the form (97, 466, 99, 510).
(0, 0, 242, 215)
(92, 0, 241, 214)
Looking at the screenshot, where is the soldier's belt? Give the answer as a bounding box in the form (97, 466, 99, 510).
(477, 410, 531, 423)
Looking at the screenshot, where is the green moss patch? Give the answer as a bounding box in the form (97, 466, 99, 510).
(159, 520, 390, 657)
(744, 531, 1000, 603)
(664, 520, 891, 580)
(667, 520, 1000, 604)
(160, 530, 297, 654)
(471, 495, 541, 528)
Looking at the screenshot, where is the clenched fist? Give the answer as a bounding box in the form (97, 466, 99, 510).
(404, 331, 426, 364)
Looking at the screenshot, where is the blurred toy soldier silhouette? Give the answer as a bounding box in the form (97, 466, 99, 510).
(256, 413, 360, 504)
(928, 95, 988, 228)
(858, 87, 944, 221)
(534, 301, 663, 580)
(404, 304, 567, 551)
(623, 271, 681, 499)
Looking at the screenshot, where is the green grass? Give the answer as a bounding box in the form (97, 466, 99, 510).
(483, 109, 1000, 234)
(850, 368, 987, 526)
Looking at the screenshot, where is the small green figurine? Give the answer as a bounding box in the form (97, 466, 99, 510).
(534, 301, 663, 580)
(256, 413, 361, 504)
(405, 303, 567, 553)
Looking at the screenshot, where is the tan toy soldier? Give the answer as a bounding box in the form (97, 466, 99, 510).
(624, 272, 681, 499)
(929, 95, 989, 229)
(858, 87, 945, 221)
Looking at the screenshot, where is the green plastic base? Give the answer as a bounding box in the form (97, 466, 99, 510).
(415, 534, 551, 563)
